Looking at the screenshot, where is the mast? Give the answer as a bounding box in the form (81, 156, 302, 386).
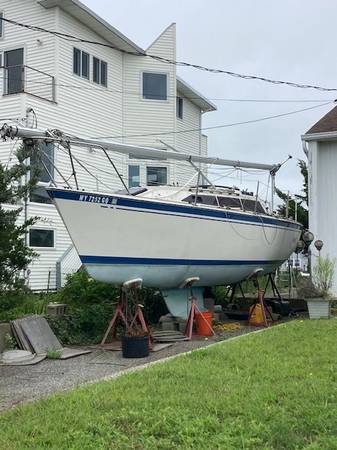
(1, 124, 281, 173)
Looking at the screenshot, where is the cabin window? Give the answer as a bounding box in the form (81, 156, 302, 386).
(176, 96, 183, 119)
(146, 167, 167, 186)
(143, 73, 167, 100)
(241, 199, 265, 214)
(218, 197, 242, 208)
(29, 229, 54, 248)
(30, 143, 54, 204)
(93, 57, 108, 87)
(73, 48, 90, 79)
(182, 195, 216, 205)
(128, 165, 140, 188)
(0, 12, 4, 38)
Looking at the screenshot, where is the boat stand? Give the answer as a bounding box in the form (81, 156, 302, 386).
(182, 277, 216, 340)
(101, 278, 153, 350)
(228, 282, 247, 303)
(100, 296, 128, 345)
(263, 273, 282, 300)
(248, 289, 274, 327)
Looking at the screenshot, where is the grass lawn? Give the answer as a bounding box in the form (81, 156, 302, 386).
(2, 320, 337, 449)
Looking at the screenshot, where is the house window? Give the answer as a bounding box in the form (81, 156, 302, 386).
(146, 167, 167, 186)
(0, 12, 4, 38)
(29, 229, 54, 248)
(176, 96, 183, 119)
(4, 48, 24, 95)
(101, 61, 107, 86)
(30, 143, 54, 204)
(142, 73, 167, 100)
(73, 48, 90, 79)
(81, 51, 89, 79)
(73, 48, 81, 76)
(93, 57, 108, 87)
(128, 165, 140, 188)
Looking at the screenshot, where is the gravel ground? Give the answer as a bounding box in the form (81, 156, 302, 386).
(0, 326, 259, 412)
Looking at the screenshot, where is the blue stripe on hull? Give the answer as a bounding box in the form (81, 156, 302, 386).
(80, 255, 283, 266)
(47, 188, 302, 231)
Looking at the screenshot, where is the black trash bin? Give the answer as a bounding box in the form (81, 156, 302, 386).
(122, 335, 149, 358)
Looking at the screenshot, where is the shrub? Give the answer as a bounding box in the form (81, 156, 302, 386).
(0, 290, 56, 321)
(58, 269, 119, 306)
(297, 255, 336, 299)
(47, 271, 168, 344)
(313, 255, 335, 297)
(0, 270, 170, 345)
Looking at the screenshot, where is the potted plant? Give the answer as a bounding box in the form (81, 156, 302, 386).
(122, 329, 149, 358)
(297, 255, 335, 319)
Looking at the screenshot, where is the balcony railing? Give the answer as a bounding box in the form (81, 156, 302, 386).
(2, 65, 56, 103)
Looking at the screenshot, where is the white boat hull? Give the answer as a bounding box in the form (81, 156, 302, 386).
(48, 188, 302, 289)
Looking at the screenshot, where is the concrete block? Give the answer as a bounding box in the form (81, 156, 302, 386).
(46, 303, 67, 316)
(161, 321, 178, 331)
(177, 321, 187, 333)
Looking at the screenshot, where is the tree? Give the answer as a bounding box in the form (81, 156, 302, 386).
(276, 159, 308, 228)
(0, 143, 40, 291)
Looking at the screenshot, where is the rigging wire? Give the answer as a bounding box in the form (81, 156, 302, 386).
(3, 16, 337, 93)
(0, 71, 332, 103)
(93, 101, 333, 139)
(56, 145, 117, 191)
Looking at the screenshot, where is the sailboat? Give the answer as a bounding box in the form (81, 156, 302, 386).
(1, 124, 302, 315)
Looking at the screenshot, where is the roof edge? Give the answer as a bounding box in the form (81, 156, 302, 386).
(38, 0, 145, 54)
(146, 22, 176, 52)
(302, 131, 337, 142)
(177, 76, 217, 113)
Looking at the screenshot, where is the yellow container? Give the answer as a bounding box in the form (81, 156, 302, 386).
(249, 304, 266, 326)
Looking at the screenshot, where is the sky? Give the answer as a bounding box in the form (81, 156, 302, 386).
(83, 0, 337, 199)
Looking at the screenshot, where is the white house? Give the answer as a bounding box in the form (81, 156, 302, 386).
(0, 0, 216, 291)
(302, 105, 337, 290)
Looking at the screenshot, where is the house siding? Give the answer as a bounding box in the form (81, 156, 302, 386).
(308, 139, 337, 293)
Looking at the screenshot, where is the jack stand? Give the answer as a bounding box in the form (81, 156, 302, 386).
(228, 282, 247, 303)
(128, 303, 153, 351)
(182, 277, 216, 340)
(264, 272, 282, 301)
(248, 289, 274, 327)
(100, 296, 128, 345)
(101, 278, 153, 350)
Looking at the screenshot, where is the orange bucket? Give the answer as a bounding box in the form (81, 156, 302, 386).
(195, 311, 213, 336)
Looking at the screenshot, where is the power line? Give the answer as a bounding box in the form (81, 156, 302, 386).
(3, 16, 337, 92)
(92, 101, 333, 139)
(0, 70, 331, 103)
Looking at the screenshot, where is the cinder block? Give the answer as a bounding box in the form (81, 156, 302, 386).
(161, 321, 178, 331)
(177, 321, 187, 333)
(46, 303, 67, 316)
